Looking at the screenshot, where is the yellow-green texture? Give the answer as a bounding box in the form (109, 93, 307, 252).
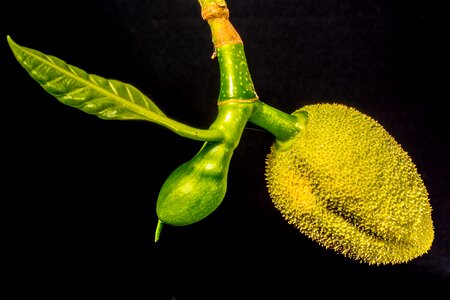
(265, 103, 434, 265)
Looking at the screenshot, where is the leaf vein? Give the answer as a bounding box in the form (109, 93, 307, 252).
(108, 81, 119, 96)
(45, 55, 62, 66)
(64, 86, 91, 97)
(67, 65, 83, 77)
(125, 85, 137, 105)
(32, 62, 46, 73)
(45, 75, 65, 85)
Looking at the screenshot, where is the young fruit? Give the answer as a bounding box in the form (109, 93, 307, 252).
(156, 141, 233, 226)
(265, 103, 434, 265)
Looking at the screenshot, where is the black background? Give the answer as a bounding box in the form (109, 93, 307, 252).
(1, 0, 448, 299)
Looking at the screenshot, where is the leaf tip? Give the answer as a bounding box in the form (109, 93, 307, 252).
(6, 35, 17, 50)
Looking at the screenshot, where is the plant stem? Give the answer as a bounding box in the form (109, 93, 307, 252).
(216, 43, 258, 102)
(249, 101, 305, 142)
(198, 0, 303, 142)
(196, 0, 258, 148)
(199, 0, 258, 103)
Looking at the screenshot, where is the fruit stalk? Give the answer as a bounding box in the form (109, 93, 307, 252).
(198, 0, 303, 141)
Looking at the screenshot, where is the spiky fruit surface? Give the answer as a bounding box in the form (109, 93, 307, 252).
(265, 103, 434, 265)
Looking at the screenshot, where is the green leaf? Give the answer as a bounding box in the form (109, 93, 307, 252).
(7, 35, 224, 142)
(7, 35, 166, 121)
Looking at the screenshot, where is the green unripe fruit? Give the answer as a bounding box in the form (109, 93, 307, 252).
(156, 141, 233, 226)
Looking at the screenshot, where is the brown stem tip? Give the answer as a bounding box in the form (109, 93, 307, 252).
(200, 1, 242, 49)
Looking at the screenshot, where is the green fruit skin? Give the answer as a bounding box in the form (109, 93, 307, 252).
(156, 141, 233, 226)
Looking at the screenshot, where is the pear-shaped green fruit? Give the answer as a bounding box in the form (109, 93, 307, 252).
(156, 141, 232, 226)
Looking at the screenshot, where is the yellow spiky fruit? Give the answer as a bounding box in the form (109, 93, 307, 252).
(265, 103, 434, 265)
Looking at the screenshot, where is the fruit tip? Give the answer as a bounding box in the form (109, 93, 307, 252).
(154, 219, 163, 242)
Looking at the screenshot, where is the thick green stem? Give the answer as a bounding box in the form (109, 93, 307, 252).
(249, 101, 306, 142)
(216, 44, 258, 102)
(198, 0, 303, 142)
(199, 0, 258, 104)
(211, 104, 254, 149)
(198, 0, 258, 141)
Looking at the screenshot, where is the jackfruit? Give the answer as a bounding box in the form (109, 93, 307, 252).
(265, 103, 434, 265)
